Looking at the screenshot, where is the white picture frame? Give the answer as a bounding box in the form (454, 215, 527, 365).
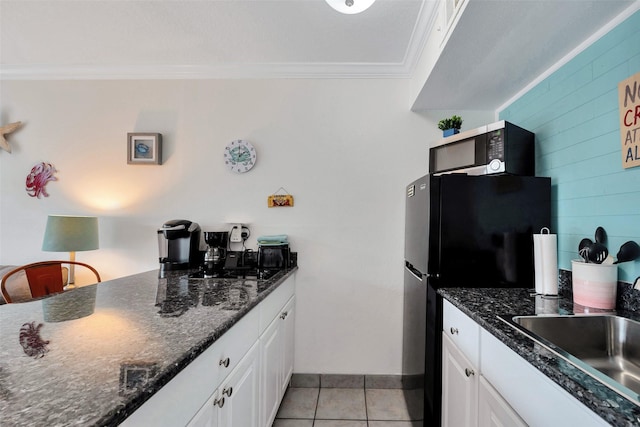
(127, 133, 162, 165)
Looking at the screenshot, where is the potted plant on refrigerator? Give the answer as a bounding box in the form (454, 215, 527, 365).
(438, 115, 463, 137)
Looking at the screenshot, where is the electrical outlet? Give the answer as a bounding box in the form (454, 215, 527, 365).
(230, 224, 243, 243)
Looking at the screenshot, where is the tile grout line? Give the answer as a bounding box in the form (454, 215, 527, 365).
(312, 385, 320, 426)
(363, 384, 370, 427)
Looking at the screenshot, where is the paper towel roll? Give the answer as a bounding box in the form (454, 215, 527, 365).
(533, 228, 558, 295)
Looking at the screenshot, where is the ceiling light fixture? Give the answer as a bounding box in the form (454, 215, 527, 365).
(325, 0, 376, 14)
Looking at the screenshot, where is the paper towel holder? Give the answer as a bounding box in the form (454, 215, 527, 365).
(534, 227, 559, 297)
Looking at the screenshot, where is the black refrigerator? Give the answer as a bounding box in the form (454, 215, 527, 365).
(402, 173, 551, 425)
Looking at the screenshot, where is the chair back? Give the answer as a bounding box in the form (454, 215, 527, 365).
(1, 261, 101, 303)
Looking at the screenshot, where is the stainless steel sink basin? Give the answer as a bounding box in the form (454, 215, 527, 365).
(499, 314, 640, 405)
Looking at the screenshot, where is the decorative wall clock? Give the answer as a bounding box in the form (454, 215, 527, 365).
(224, 139, 256, 173)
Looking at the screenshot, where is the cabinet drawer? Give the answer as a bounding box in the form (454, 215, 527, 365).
(443, 300, 480, 367)
(260, 274, 295, 333)
(212, 305, 261, 386)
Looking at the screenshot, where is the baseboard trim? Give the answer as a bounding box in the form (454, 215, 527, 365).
(291, 373, 418, 389)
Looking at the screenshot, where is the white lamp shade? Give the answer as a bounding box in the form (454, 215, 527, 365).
(42, 215, 99, 252)
(325, 0, 376, 14)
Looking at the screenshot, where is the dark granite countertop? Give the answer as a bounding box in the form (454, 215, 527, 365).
(439, 287, 640, 427)
(0, 267, 297, 426)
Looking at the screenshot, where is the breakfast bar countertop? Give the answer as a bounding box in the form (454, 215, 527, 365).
(439, 287, 640, 427)
(0, 267, 297, 427)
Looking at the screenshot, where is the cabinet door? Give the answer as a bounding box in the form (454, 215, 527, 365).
(219, 342, 260, 427)
(260, 313, 282, 427)
(478, 376, 527, 427)
(188, 389, 222, 427)
(442, 333, 478, 427)
(281, 296, 295, 395)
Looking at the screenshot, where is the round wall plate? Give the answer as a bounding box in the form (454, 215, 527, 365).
(224, 139, 256, 173)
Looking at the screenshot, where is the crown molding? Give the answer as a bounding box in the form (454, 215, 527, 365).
(0, 1, 434, 81)
(0, 61, 417, 80)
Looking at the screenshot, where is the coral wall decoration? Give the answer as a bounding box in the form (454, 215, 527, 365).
(25, 162, 57, 198)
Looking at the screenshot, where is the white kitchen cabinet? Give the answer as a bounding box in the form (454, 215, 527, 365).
(443, 299, 608, 427)
(281, 297, 295, 395)
(260, 295, 295, 427)
(478, 375, 526, 427)
(480, 328, 608, 426)
(440, 0, 467, 47)
(188, 388, 221, 427)
(442, 333, 478, 427)
(188, 342, 260, 427)
(442, 300, 523, 427)
(220, 341, 261, 427)
(443, 299, 480, 366)
(120, 306, 260, 427)
(120, 273, 296, 427)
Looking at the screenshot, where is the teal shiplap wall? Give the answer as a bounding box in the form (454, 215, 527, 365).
(499, 11, 640, 283)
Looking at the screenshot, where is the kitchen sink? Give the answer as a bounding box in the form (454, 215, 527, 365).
(498, 314, 640, 405)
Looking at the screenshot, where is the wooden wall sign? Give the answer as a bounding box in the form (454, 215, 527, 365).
(618, 71, 640, 169)
(268, 194, 294, 208)
(268, 187, 294, 207)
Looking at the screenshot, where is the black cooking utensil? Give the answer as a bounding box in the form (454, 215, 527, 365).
(615, 241, 640, 264)
(587, 242, 609, 264)
(595, 226, 607, 245)
(578, 238, 593, 262)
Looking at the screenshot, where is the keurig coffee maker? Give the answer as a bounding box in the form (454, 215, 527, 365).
(158, 219, 202, 271)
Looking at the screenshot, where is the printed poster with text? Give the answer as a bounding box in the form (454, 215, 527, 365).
(619, 71, 640, 169)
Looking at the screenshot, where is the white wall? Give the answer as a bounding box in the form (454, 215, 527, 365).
(1, 78, 432, 374)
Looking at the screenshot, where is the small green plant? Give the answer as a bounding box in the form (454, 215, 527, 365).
(438, 115, 463, 131)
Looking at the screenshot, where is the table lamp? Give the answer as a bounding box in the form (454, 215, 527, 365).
(42, 215, 99, 287)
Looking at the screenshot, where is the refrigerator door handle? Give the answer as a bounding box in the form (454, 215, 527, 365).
(405, 262, 426, 281)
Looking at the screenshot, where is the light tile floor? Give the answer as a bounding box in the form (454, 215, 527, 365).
(273, 387, 423, 427)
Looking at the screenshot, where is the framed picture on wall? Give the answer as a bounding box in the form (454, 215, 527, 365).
(127, 133, 162, 165)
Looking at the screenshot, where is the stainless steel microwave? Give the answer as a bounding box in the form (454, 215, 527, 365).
(429, 120, 535, 176)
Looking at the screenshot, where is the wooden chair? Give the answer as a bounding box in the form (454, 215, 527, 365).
(1, 261, 101, 303)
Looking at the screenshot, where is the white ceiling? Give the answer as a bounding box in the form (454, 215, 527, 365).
(0, 0, 434, 78)
(0, 0, 637, 110)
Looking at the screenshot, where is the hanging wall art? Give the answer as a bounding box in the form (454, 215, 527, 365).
(0, 121, 23, 153)
(267, 187, 294, 207)
(25, 162, 57, 198)
(127, 133, 162, 165)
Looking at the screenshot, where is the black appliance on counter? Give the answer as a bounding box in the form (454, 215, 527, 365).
(403, 173, 551, 425)
(203, 231, 229, 278)
(158, 219, 203, 272)
(258, 244, 290, 271)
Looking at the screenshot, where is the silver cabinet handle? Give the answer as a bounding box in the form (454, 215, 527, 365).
(219, 357, 230, 368)
(450, 327, 458, 335)
(280, 311, 288, 320)
(465, 368, 475, 377)
(213, 396, 225, 408)
(222, 386, 233, 397)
